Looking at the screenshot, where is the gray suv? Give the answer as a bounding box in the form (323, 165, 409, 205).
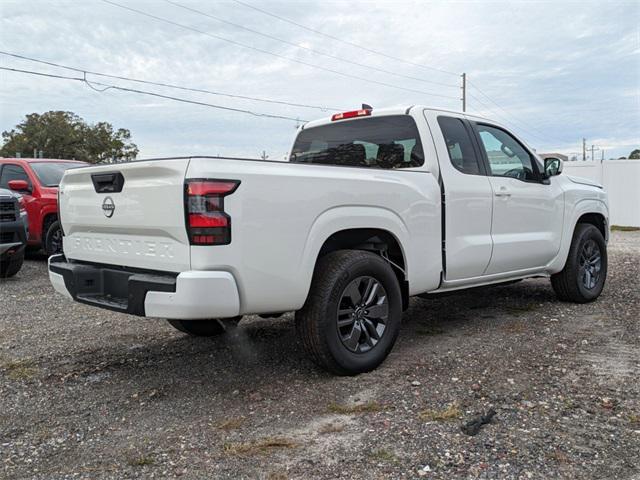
(0, 188, 28, 278)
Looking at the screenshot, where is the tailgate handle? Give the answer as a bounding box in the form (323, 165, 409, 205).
(91, 172, 125, 193)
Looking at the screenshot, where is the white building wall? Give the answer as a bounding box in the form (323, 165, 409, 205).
(563, 160, 640, 227)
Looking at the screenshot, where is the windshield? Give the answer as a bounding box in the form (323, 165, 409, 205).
(30, 162, 88, 187)
(290, 115, 424, 169)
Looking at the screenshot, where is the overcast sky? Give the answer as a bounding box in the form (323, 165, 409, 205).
(1, 0, 638, 160)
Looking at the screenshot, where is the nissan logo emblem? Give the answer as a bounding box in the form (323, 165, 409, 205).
(102, 196, 115, 218)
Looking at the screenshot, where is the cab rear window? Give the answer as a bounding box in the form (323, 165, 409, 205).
(290, 115, 424, 169)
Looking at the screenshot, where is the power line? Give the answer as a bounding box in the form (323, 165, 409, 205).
(467, 92, 552, 145)
(228, 0, 563, 141)
(101, 0, 459, 101)
(165, 0, 459, 89)
(231, 0, 460, 78)
(0, 51, 343, 112)
(0, 66, 306, 122)
(467, 79, 565, 144)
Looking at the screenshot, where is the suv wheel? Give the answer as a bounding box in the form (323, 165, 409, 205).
(167, 319, 226, 336)
(0, 249, 25, 278)
(44, 220, 63, 256)
(295, 250, 402, 375)
(551, 223, 607, 303)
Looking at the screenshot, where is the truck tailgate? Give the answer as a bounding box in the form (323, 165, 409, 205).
(59, 159, 191, 272)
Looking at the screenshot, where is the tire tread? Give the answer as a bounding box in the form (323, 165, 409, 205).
(296, 250, 400, 375)
(551, 223, 606, 303)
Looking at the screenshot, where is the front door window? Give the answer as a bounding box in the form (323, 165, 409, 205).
(476, 124, 538, 181)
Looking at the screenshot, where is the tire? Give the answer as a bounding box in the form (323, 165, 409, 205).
(167, 319, 226, 336)
(44, 220, 63, 257)
(295, 250, 402, 376)
(0, 249, 25, 278)
(551, 223, 607, 303)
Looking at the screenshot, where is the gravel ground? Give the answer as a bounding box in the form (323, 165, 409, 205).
(1, 231, 639, 480)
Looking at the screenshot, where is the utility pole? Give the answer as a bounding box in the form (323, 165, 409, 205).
(590, 144, 600, 162)
(260, 150, 269, 161)
(461, 73, 466, 112)
(582, 138, 586, 161)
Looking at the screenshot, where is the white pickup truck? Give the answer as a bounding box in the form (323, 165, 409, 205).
(49, 106, 609, 375)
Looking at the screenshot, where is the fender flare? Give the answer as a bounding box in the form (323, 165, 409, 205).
(294, 205, 410, 306)
(548, 198, 609, 273)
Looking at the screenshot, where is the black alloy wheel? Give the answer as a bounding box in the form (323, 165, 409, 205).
(579, 239, 602, 290)
(337, 276, 389, 354)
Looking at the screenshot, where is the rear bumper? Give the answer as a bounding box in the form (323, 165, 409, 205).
(48, 255, 240, 319)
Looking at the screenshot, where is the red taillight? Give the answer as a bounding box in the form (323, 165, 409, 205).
(331, 109, 371, 121)
(187, 180, 239, 196)
(185, 179, 239, 245)
(188, 213, 228, 228)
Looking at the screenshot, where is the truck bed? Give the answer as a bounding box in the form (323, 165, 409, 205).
(59, 156, 442, 314)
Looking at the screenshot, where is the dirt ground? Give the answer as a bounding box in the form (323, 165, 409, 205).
(1, 231, 639, 479)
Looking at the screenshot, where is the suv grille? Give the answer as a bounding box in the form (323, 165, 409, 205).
(0, 232, 15, 243)
(0, 200, 16, 222)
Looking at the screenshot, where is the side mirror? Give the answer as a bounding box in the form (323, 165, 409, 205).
(544, 157, 563, 177)
(7, 179, 31, 193)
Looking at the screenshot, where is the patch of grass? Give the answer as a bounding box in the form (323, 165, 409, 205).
(33, 428, 53, 443)
(504, 303, 537, 315)
(548, 449, 570, 464)
(217, 417, 245, 431)
(562, 399, 580, 411)
(327, 401, 384, 414)
(267, 473, 288, 480)
(2, 359, 39, 380)
(369, 449, 399, 464)
(503, 321, 528, 333)
(318, 423, 345, 434)
(127, 455, 154, 467)
(223, 437, 298, 456)
(611, 225, 640, 232)
(418, 403, 462, 422)
(415, 326, 445, 336)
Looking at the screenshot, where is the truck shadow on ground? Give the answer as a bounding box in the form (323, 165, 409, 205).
(40, 279, 560, 400)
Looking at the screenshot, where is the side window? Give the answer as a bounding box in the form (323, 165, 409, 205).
(437, 116, 482, 175)
(0, 164, 31, 189)
(475, 124, 537, 181)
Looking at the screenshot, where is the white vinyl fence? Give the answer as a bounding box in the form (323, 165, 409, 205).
(562, 160, 640, 228)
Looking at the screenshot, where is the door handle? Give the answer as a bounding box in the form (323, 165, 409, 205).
(494, 188, 511, 197)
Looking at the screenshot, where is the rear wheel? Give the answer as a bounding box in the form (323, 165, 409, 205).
(551, 223, 607, 303)
(0, 249, 25, 278)
(295, 250, 402, 375)
(167, 319, 226, 336)
(44, 220, 63, 256)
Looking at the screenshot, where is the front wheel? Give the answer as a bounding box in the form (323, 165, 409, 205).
(0, 249, 25, 278)
(551, 224, 607, 303)
(295, 250, 402, 376)
(167, 319, 226, 336)
(44, 220, 63, 256)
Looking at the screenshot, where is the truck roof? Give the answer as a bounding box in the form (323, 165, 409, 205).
(303, 105, 497, 130)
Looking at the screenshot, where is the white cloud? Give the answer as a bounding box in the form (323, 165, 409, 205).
(0, 0, 638, 159)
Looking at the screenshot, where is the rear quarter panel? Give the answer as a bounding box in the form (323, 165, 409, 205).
(187, 158, 442, 314)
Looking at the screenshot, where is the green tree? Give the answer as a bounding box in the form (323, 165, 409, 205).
(0, 111, 138, 163)
(629, 149, 640, 159)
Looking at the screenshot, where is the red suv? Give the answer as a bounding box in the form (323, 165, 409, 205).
(0, 158, 88, 255)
